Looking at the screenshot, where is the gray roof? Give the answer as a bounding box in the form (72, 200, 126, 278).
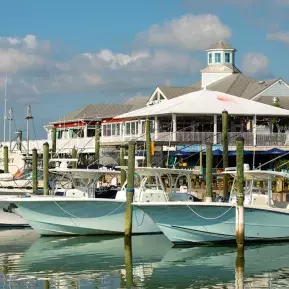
(189, 74, 277, 100)
(241, 79, 278, 100)
(206, 40, 236, 51)
(158, 86, 200, 100)
(58, 97, 148, 122)
(201, 63, 241, 73)
(255, 95, 289, 110)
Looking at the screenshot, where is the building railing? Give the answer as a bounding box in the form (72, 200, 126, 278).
(1, 132, 288, 154)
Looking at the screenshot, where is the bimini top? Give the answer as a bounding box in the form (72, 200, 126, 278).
(222, 170, 289, 180)
(117, 166, 200, 177)
(115, 90, 289, 118)
(49, 168, 120, 179)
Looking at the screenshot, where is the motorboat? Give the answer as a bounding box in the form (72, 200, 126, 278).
(133, 170, 289, 245)
(4, 167, 199, 236)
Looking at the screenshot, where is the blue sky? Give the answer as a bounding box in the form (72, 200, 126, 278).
(0, 0, 289, 139)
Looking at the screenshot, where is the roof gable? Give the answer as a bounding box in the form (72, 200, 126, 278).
(206, 40, 236, 51)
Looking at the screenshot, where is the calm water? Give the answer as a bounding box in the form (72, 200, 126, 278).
(0, 229, 289, 288)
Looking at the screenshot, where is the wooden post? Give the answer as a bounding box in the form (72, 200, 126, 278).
(51, 127, 56, 156)
(32, 148, 38, 193)
(235, 247, 245, 289)
(146, 119, 152, 183)
(95, 122, 101, 165)
(120, 145, 127, 187)
(124, 141, 135, 238)
(222, 110, 229, 198)
(44, 280, 50, 289)
(236, 136, 245, 250)
(71, 147, 77, 168)
(3, 146, 8, 173)
(43, 142, 49, 195)
(205, 143, 213, 202)
(124, 237, 134, 287)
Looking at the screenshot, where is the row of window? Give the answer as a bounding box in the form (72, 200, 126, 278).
(208, 52, 231, 64)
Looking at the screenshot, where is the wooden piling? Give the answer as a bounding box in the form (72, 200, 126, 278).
(17, 130, 22, 151)
(95, 122, 101, 165)
(32, 148, 38, 192)
(124, 140, 135, 238)
(145, 119, 152, 183)
(235, 246, 245, 289)
(71, 147, 77, 168)
(205, 143, 213, 202)
(3, 146, 8, 173)
(236, 135, 245, 249)
(222, 110, 229, 198)
(44, 280, 50, 289)
(43, 142, 49, 195)
(124, 237, 134, 287)
(120, 145, 127, 187)
(51, 127, 56, 156)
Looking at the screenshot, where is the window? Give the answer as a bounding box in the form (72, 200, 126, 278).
(208, 53, 212, 64)
(106, 124, 111, 137)
(225, 53, 230, 63)
(87, 128, 95, 137)
(215, 53, 221, 63)
(126, 123, 130, 135)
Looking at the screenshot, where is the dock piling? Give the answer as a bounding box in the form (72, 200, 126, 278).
(222, 110, 229, 198)
(120, 145, 127, 186)
(95, 122, 100, 165)
(236, 135, 245, 250)
(205, 143, 213, 202)
(51, 127, 56, 156)
(43, 142, 49, 195)
(3, 146, 8, 173)
(32, 148, 38, 192)
(72, 147, 77, 168)
(17, 130, 22, 151)
(124, 140, 135, 238)
(145, 119, 152, 183)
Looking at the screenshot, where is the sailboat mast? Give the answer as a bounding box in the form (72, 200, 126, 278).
(3, 72, 7, 143)
(25, 105, 33, 156)
(8, 108, 12, 151)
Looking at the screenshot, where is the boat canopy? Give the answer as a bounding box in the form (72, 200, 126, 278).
(49, 168, 120, 179)
(117, 166, 199, 177)
(222, 170, 289, 180)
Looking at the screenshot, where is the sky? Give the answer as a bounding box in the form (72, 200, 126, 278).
(0, 0, 289, 139)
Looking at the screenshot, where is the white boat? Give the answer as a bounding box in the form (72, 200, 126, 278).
(134, 170, 289, 245)
(4, 167, 199, 236)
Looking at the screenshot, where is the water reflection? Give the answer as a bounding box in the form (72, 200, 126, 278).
(0, 229, 289, 288)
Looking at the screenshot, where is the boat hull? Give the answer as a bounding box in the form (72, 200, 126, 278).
(0, 201, 29, 227)
(14, 199, 160, 236)
(134, 203, 289, 244)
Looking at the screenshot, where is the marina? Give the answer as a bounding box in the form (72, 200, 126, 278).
(0, 1, 289, 288)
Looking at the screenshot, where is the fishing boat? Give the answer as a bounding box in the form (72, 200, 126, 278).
(4, 167, 199, 236)
(134, 170, 289, 245)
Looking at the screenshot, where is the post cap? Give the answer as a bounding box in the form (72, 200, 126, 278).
(129, 140, 136, 145)
(222, 110, 228, 114)
(3, 145, 8, 148)
(32, 147, 37, 151)
(43, 142, 49, 146)
(236, 135, 245, 142)
(120, 144, 128, 149)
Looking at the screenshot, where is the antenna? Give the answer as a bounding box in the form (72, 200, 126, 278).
(25, 105, 33, 156)
(3, 71, 7, 143)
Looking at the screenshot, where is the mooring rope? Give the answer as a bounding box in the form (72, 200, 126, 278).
(134, 209, 145, 227)
(186, 203, 235, 220)
(53, 200, 125, 219)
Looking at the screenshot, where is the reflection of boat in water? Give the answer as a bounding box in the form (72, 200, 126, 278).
(145, 242, 289, 288)
(18, 235, 171, 279)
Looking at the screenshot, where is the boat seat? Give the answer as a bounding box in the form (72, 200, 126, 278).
(251, 194, 269, 206)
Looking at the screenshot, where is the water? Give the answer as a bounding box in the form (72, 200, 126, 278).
(0, 229, 289, 288)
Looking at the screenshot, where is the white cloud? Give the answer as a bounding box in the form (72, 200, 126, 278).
(137, 14, 232, 50)
(266, 31, 289, 44)
(241, 52, 269, 77)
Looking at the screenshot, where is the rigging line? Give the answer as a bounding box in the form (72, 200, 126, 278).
(256, 150, 289, 170)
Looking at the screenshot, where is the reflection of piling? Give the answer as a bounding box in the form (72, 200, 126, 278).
(124, 237, 134, 287)
(235, 247, 245, 289)
(3, 146, 8, 173)
(120, 145, 127, 186)
(72, 147, 77, 168)
(236, 136, 245, 249)
(124, 141, 135, 238)
(146, 119, 152, 183)
(51, 127, 56, 156)
(43, 142, 49, 195)
(95, 122, 101, 165)
(222, 110, 229, 198)
(32, 148, 38, 192)
(205, 143, 213, 202)
(44, 280, 50, 289)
